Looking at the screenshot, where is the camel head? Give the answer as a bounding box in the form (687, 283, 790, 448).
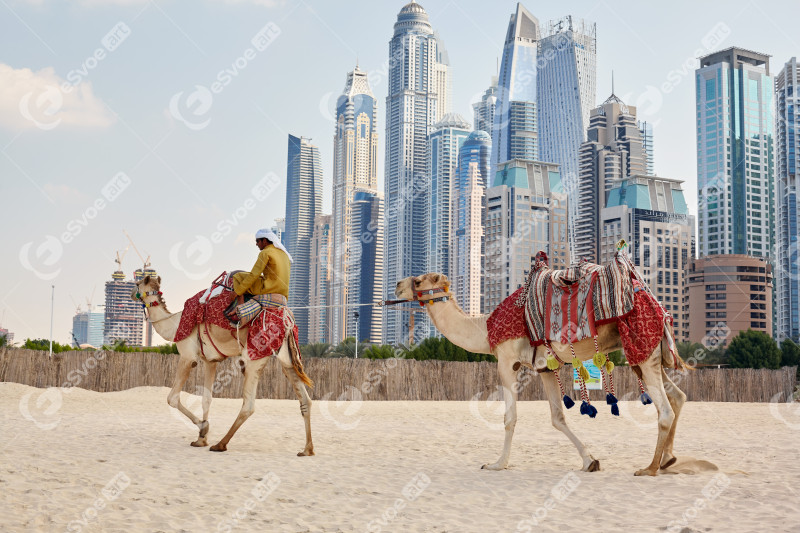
(395, 273, 449, 301)
(132, 274, 162, 302)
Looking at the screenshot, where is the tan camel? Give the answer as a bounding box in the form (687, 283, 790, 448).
(395, 273, 686, 476)
(133, 275, 314, 455)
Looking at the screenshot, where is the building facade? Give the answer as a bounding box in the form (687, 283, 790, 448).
(331, 66, 379, 344)
(103, 270, 142, 346)
(484, 159, 569, 312)
(72, 309, 104, 348)
(451, 130, 491, 316)
(473, 76, 498, 134)
(428, 113, 472, 279)
(600, 175, 695, 342)
(686, 255, 773, 345)
(695, 47, 775, 259)
(384, 1, 450, 344)
(776, 57, 800, 341)
(491, 3, 540, 180)
(348, 191, 384, 343)
(285, 134, 323, 345)
(576, 94, 647, 262)
(308, 214, 332, 344)
(639, 121, 655, 176)
(537, 16, 597, 256)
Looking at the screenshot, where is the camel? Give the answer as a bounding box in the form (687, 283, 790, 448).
(395, 273, 686, 476)
(132, 274, 314, 455)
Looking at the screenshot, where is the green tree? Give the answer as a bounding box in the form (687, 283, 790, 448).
(726, 329, 781, 369)
(361, 345, 396, 359)
(22, 338, 73, 352)
(301, 342, 331, 359)
(780, 338, 800, 368)
(0, 334, 7, 348)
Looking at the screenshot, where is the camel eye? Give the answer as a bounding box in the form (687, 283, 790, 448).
(413, 279, 420, 287)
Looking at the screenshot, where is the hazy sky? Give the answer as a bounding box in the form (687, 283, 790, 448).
(1, 0, 798, 345)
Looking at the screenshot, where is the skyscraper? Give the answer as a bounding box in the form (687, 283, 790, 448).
(473, 76, 498, 134)
(331, 66, 379, 344)
(484, 159, 569, 312)
(384, 1, 450, 344)
(104, 270, 142, 346)
(537, 16, 597, 256)
(575, 93, 647, 262)
(285, 134, 323, 345)
(491, 3, 540, 180)
(695, 47, 774, 259)
(348, 191, 384, 343)
(428, 113, 472, 279)
(451, 130, 491, 316)
(309, 214, 332, 344)
(639, 120, 655, 175)
(72, 308, 104, 348)
(776, 57, 799, 341)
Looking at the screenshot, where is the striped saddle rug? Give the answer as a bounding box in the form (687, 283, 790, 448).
(521, 252, 636, 345)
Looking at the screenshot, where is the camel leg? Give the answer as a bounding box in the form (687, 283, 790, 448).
(659, 368, 686, 469)
(191, 361, 217, 447)
(167, 355, 202, 431)
(210, 356, 266, 452)
(482, 346, 518, 470)
(634, 349, 675, 476)
(540, 371, 599, 472)
(278, 343, 314, 456)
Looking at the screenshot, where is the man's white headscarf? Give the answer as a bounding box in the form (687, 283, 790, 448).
(256, 228, 293, 263)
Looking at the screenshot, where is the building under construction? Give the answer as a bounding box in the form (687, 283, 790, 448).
(103, 270, 143, 346)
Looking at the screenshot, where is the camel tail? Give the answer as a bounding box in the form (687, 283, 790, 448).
(288, 330, 314, 388)
(661, 320, 692, 372)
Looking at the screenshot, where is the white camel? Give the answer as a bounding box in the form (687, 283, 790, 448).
(133, 275, 314, 454)
(395, 273, 687, 476)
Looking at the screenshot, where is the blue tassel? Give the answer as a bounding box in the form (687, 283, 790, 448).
(563, 395, 575, 409)
(640, 392, 652, 405)
(580, 401, 597, 418)
(580, 401, 589, 415)
(611, 403, 620, 416)
(606, 393, 618, 405)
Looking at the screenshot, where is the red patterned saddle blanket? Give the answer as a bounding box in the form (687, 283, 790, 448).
(247, 305, 299, 361)
(175, 290, 238, 342)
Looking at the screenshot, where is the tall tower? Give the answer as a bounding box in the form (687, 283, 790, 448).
(384, 1, 450, 344)
(285, 134, 323, 345)
(639, 120, 655, 175)
(537, 16, 597, 257)
(309, 214, 332, 344)
(473, 76, 498, 134)
(103, 270, 142, 346)
(776, 57, 799, 341)
(348, 191, 384, 343)
(575, 93, 647, 262)
(331, 66, 379, 344)
(452, 130, 491, 316)
(491, 3, 540, 180)
(695, 47, 774, 259)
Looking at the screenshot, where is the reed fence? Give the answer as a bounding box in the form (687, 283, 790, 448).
(0, 348, 796, 403)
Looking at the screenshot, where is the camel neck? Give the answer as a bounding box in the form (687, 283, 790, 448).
(425, 298, 492, 354)
(142, 297, 180, 342)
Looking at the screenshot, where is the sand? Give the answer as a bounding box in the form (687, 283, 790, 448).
(2, 382, 799, 533)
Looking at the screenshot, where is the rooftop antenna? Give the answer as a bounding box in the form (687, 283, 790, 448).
(611, 70, 615, 96)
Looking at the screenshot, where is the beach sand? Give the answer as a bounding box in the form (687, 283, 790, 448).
(2, 382, 799, 532)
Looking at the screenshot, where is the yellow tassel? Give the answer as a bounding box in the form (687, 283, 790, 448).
(579, 365, 590, 381)
(571, 357, 582, 368)
(593, 352, 607, 368)
(546, 355, 560, 371)
(606, 361, 615, 374)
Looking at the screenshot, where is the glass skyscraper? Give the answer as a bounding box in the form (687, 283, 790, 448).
(349, 191, 384, 343)
(537, 16, 597, 257)
(695, 47, 774, 259)
(491, 3, 540, 182)
(776, 57, 799, 341)
(285, 134, 323, 345)
(472, 76, 498, 134)
(384, 1, 450, 344)
(331, 66, 379, 344)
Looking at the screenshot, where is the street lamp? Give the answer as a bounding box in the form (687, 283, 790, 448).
(354, 311, 359, 359)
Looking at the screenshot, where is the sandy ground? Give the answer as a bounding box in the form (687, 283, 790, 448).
(2, 382, 799, 533)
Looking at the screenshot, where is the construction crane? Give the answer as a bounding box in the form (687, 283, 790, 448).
(114, 245, 130, 271)
(124, 230, 151, 271)
(85, 286, 96, 312)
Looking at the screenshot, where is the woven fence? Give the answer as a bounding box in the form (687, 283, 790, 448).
(0, 348, 796, 403)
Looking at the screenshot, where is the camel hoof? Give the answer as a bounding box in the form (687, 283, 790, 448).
(634, 468, 657, 477)
(297, 450, 315, 457)
(585, 459, 600, 472)
(198, 420, 209, 438)
(210, 443, 227, 452)
(481, 463, 505, 471)
(190, 438, 208, 447)
(660, 456, 677, 470)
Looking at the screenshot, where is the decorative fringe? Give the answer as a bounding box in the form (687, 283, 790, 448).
(546, 355, 560, 371)
(606, 392, 618, 405)
(611, 403, 620, 416)
(640, 392, 652, 405)
(580, 401, 598, 418)
(554, 369, 574, 409)
(563, 395, 575, 409)
(593, 352, 607, 368)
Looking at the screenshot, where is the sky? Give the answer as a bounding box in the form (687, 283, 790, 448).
(1, 0, 798, 345)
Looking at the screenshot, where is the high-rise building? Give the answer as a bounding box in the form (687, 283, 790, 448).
(104, 270, 142, 346)
(687, 255, 773, 344)
(576, 93, 647, 262)
(599, 175, 695, 342)
(384, 1, 450, 344)
(348, 191, 384, 343)
(491, 3, 540, 180)
(537, 16, 597, 256)
(285, 134, 323, 345)
(451, 130, 491, 316)
(331, 66, 379, 344)
(695, 47, 775, 259)
(484, 159, 569, 312)
(309, 214, 332, 344)
(776, 57, 799, 341)
(639, 121, 655, 175)
(72, 308, 104, 348)
(270, 218, 286, 246)
(473, 76, 498, 134)
(428, 113, 472, 279)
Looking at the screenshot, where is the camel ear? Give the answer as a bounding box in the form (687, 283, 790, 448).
(155, 276, 161, 286)
(143, 275, 150, 285)
(431, 274, 441, 283)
